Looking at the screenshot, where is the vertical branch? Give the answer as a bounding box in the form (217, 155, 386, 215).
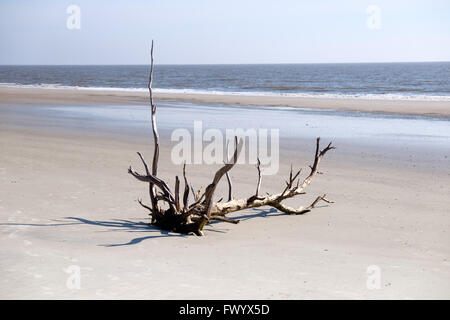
(225, 172, 233, 202)
(182, 163, 190, 211)
(174, 176, 180, 211)
(148, 40, 160, 213)
(148, 40, 159, 176)
(255, 157, 262, 197)
(224, 140, 233, 201)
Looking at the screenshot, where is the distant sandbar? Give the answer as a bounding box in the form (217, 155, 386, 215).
(0, 87, 449, 118)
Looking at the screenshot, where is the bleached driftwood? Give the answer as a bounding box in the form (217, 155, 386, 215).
(129, 41, 335, 236)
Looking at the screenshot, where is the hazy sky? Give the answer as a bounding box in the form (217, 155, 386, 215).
(0, 0, 449, 64)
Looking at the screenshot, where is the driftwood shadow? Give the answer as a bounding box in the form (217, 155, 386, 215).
(0, 217, 188, 247)
(0, 206, 317, 247)
(64, 217, 189, 247)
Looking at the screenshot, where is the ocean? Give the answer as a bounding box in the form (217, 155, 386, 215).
(0, 62, 449, 101)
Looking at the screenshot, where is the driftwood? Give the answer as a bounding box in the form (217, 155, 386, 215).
(128, 41, 335, 236)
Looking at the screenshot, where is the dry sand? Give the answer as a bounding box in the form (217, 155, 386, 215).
(1, 87, 449, 117)
(0, 90, 449, 299)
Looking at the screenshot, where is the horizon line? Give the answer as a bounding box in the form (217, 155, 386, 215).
(1, 60, 449, 67)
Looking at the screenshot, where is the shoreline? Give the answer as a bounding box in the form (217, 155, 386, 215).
(1, 87, 449, 118)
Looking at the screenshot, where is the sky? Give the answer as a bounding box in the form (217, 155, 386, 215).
(0, 0, 449, 65)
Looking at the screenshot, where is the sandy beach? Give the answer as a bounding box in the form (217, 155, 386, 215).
(0, 88, 449, 299)
(1, 87, 449, 118)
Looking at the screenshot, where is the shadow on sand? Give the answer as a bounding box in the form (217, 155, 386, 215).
(0, 207, 286, 247)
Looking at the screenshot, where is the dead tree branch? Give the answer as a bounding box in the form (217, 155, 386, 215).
(128, 42, 335, 236)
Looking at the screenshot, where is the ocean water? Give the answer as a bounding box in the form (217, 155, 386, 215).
(0, 62, 449, 101)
